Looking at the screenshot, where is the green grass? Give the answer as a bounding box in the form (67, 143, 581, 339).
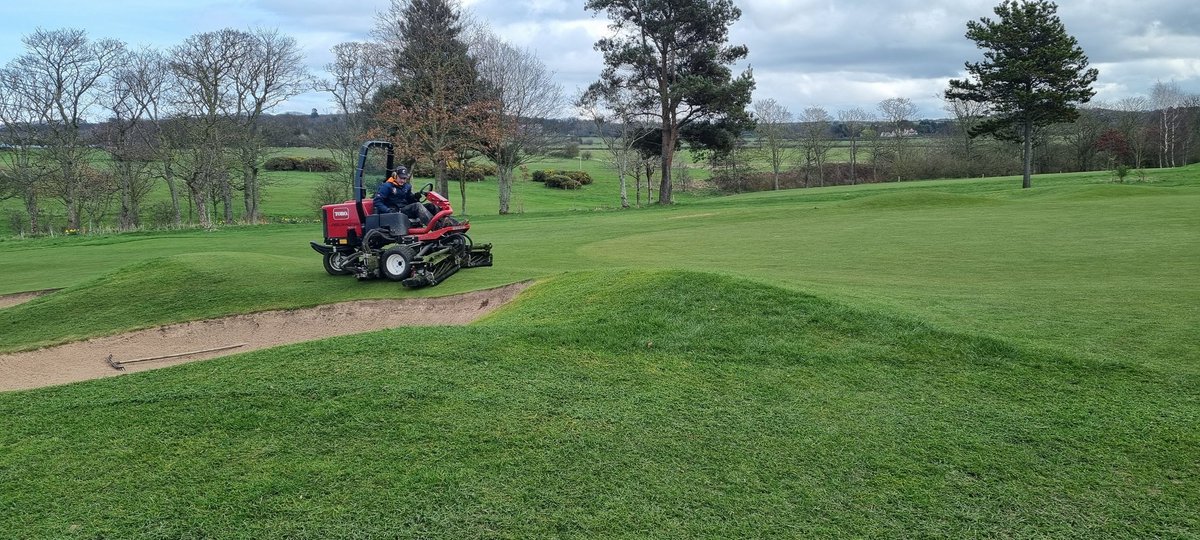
(1, 164, 1198, 537)
(1, 271, 1196, 537)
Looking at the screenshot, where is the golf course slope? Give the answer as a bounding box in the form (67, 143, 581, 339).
(1, 270, 1195, 538)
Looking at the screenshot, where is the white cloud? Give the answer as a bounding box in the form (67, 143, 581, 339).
(1, 0, 1197, 117)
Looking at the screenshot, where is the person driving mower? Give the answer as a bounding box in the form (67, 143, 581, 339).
(372, 166, 433, 225)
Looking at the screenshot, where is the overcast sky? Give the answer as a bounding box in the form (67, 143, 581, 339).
(2, 0, 1198, 119)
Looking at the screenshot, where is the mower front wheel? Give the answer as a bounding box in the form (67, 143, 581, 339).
(322, 252, 353, 276)
(380, 246, 416, 281)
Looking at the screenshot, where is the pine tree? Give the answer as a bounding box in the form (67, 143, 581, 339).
(945, 0, 1098, 188)
(585, 0, 754, 204)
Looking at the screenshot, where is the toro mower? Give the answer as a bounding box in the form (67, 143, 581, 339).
(310, 140, 492, 288)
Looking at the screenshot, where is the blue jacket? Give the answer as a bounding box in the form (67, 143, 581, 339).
(372, 179, 415, 214)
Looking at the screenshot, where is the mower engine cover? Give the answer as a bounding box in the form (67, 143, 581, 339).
(320, 199, 374, 244)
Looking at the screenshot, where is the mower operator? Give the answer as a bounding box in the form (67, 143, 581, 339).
(373, 167, 433, 225)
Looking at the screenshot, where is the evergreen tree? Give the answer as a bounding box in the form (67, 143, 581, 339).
(585, 0, 754, 204)
(374, 0, 492, 198)
(946, 0, 1098, 188)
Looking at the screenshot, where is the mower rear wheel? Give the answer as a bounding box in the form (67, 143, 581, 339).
(322, 252, 353, 276)
(380, 246, 416, 281)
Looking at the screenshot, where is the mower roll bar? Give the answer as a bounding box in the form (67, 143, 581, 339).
(353, 140, 395, 224)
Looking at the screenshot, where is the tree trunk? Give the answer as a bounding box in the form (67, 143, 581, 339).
(1022, 121, 1033, 189)
(118, 166, 136, 230)
(191, 184, 212, 229)
(163, 162, 182, 226)
(659, 125, 675, 205)
(435, 161, 449, 196)
(619, 169, 629, 208)
(24, 189, 39, 235)
(242, 166, 259, 224)
(497, 166, 512, 215)
(850, 138, 858, 185)
(459, 177, 467, 216)
(222, 174, 234, 224)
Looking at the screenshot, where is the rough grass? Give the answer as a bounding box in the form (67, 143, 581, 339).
(1, 271, 1195, 538)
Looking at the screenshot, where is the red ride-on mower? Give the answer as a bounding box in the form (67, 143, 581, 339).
(310, 140, 492, 288)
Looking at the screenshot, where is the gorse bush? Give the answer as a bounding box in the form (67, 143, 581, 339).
(264, 157, 303, 171)
(543, 174, 583, 189)
(535, 169, 593, 187)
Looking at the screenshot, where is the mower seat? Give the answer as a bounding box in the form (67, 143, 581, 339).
(364, 212, 410, 234)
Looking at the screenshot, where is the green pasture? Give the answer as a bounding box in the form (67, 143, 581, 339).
(0, 148, 714, 235)
(0, 163, 1197, 537)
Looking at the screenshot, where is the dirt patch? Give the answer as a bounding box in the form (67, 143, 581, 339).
(0, 282, 530, 392)
(0, 289, 61, 310)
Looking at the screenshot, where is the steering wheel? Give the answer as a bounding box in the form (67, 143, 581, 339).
(416, 182, 433, 201)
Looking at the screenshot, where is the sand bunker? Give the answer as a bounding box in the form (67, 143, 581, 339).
(0, 282, 529, 392)
(0, 288, 60, 309)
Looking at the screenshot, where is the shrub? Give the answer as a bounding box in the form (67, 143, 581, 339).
(1114, 164, 1130, 183)
(6, 210, 27, 235)
(563, 170, 593, 185)
(537, 169, 593, 185)
(146, 201, 177, 228)
(581, 150, 593, 161)
(302, 157, 340, 172)
(264, 156, 303, 171)
(447, 162, 489, 182)
(544, 174, 572, 188)
(411, 162, 436, 178)
(561, 179, 582, 190)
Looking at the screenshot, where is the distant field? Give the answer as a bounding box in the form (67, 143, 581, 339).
(1, 164, 1196, 537)
(0, 147, 716, 236)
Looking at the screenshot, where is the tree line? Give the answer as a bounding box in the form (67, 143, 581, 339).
(3, 0, 1198, 234)
(0, 0, 567, 234)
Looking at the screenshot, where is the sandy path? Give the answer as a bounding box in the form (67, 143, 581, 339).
(0, 282, 529, 392)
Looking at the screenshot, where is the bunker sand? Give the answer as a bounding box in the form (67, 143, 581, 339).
(0, 282, 529, 392)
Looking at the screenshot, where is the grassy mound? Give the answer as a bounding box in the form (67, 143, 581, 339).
(1, 270, 1195, 538)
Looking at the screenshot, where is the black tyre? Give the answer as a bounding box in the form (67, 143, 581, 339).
(444, 233, 470, 254)
(380, 246, 416, 281)
(322, 252, 353, 276)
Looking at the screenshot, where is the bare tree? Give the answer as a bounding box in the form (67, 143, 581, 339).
(942, 97, 987, 168)
(753, 98, 794, 190)
(231, 28, 309, 223)
(314, 41, 392, 206)
(799, 106, 834, 187)
(579, 85, 652, 208)
(1152, 81, 1187, 168)
(878, 97, 918, 180)
(472, 29, 564, 214)
(170, 29, 249, 228)
(837, 107, 871, 184)
(10, 28, 125, 230)
(1060, 105, 1104, 171)
(0, 67, 49, 233)
(1114, 96, 1150, 168)
(100, 47, 164, 230)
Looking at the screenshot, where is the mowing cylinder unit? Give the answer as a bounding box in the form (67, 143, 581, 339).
(309, 140, 493, 287)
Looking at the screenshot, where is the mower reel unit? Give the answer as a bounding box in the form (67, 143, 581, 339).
(310, 140, 492, 287)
